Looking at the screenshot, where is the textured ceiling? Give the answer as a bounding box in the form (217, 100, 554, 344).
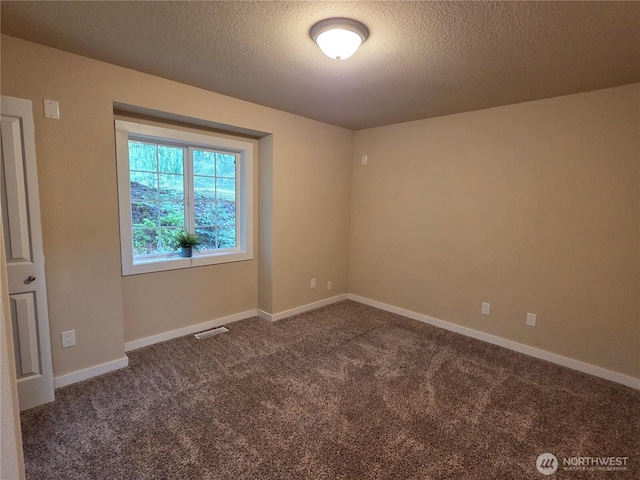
(2, 1, 638, 130)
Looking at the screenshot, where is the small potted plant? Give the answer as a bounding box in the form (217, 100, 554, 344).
(175, 231, 202, 258)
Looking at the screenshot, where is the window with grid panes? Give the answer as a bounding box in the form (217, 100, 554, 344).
(115, 120, 253, 275)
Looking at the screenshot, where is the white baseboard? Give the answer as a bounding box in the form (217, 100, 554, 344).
(125, 309, 258, 352)
(54, 295, 638, 391)
(348, 294, 640, 390)
(54, 356, 129, 389)
(258, 294, 348, 322)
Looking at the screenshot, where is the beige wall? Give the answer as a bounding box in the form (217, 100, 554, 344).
(1, 35, 352, 375)
(270, 125, 353, 312)
(350, 84, 640, 378)
(258, 135, 274, 314)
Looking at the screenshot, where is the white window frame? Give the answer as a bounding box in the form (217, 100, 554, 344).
(115, 120, 253, 275)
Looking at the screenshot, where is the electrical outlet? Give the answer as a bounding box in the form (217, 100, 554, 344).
(61, 330, 76, 348)
(327, 281, 333, 290)
(526, 313, 537, 327)
(481, 302, 491, 315)
(311, 278, 316, 289)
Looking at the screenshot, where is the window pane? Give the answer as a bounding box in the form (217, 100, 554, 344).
(132, 228, 159, 256)
(159, 174, 184, 201)
(195, 202, 217, 226)
(193, 150, 216, 177)
(218, 201, 235, 225)
(131, 202, 157, 228)
(130, 172, 158, 201)
(159, 227, 181, 253)
(216, 154, 236, 178)
(158, 146, 184, 174)
(160, 204, 184, 227)
(129, 141, 157, 172)
(216, 178, 235, 202)
(218, 225, 236, 249)
(158, 174, 184, 232)
(195, 227, 217, 250)
(194, 176, 216, 202)
(129, 142, 186, 258)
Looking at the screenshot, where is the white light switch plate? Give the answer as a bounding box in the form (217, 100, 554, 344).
(44, 99, 60, 119)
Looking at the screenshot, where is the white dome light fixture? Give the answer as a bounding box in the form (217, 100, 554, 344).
(310, 18, 369, 60)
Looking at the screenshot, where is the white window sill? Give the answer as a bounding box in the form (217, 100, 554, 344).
(122, 250, 253, 276)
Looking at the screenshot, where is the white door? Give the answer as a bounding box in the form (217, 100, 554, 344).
(1, 95, 54, 410)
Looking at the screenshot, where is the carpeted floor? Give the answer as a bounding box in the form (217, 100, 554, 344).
(21, 300, 639, 479)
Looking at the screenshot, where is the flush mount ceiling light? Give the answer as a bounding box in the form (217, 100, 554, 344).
(310, 18, 369, 60)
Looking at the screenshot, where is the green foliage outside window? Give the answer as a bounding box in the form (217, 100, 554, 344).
(129, 141, 237, 257)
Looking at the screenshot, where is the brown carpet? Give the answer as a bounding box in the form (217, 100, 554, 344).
(21, 300, 639, 479)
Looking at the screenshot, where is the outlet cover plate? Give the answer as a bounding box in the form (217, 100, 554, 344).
(61, 330, 76, 348)
(526, 313, 537, 327)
